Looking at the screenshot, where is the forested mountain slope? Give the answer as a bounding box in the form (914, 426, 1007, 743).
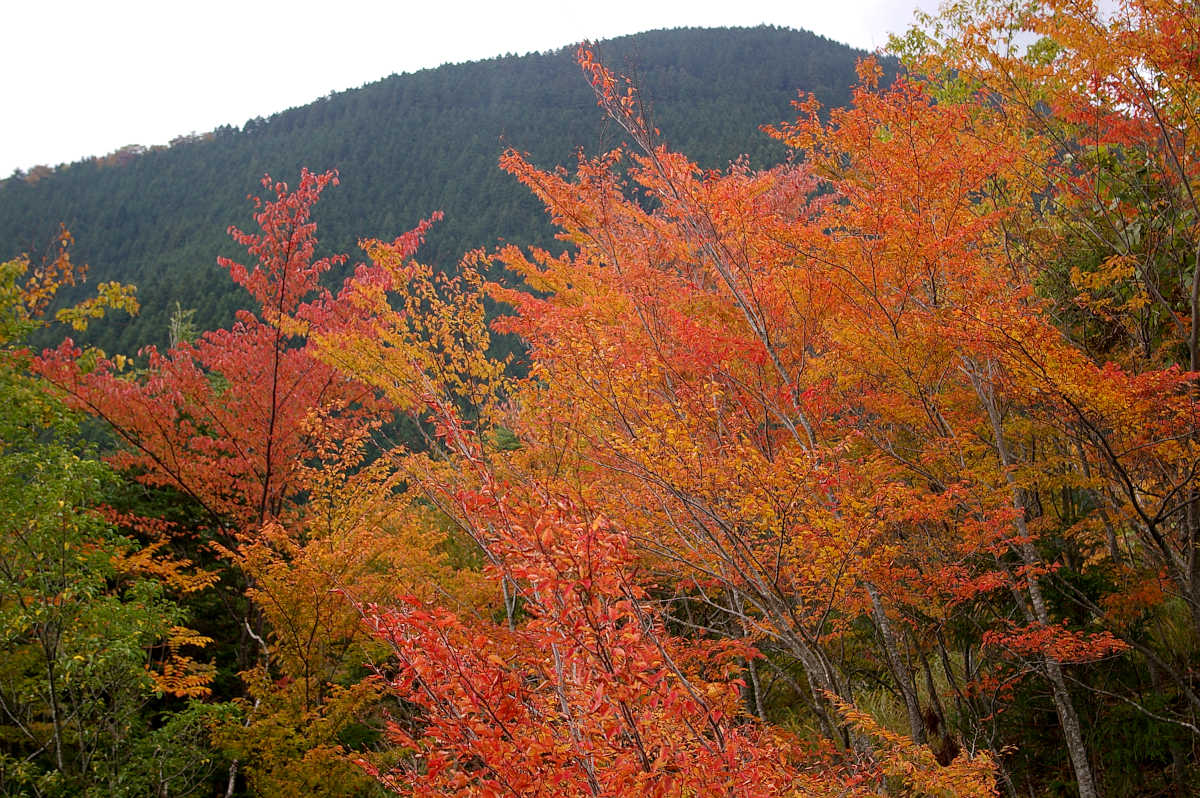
(0, 26, 882, 352)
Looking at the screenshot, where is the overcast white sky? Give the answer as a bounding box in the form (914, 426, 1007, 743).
(2, 0, 939, 176)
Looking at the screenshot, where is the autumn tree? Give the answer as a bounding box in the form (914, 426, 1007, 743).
(330, 12, 1200, 792)
(310, 229, 998, 796)
(33, 172, 470, 796)
(887, 0, 1200, 791)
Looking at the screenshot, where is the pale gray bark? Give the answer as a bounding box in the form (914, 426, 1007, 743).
(969, 361, 1100, 798)
(866, 583, 926, 744)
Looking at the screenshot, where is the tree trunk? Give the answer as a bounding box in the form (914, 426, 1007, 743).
(866, 582, 926, 744)
(971, 363, 1101, 798)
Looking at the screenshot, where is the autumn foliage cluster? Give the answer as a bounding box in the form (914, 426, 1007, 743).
(4, 1, 1200, 795)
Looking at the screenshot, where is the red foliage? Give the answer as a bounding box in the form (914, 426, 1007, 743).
(34, 169, 430, 532)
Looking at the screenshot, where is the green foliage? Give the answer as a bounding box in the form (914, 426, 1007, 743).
(0, 256, 225, 796)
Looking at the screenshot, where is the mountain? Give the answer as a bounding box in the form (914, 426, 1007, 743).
(0, 26, 888, 352)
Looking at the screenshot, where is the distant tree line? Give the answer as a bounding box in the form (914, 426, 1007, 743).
(0, 26, 884, 354)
